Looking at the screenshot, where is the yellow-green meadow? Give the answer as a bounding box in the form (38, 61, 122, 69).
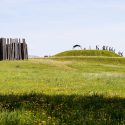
(0, 56, 125, 124)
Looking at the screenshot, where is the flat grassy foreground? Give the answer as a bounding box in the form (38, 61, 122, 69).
(0, 57, 125, 124)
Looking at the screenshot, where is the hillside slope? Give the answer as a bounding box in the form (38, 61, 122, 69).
(55, 50, 120, 57)
(0, 59, 125, 124)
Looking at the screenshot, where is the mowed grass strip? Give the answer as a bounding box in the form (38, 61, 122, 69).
(0, 57, 124, 124)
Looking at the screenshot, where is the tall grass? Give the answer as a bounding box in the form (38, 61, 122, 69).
(0, 58, 124, 124)
(1, 93, 125, 125)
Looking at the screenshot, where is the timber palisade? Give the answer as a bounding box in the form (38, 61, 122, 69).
(0, 38, 28, 60)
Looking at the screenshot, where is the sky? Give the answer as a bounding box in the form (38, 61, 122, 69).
(0, 0, 125, 56)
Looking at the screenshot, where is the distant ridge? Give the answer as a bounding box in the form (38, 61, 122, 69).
(54, 50, 120, 57)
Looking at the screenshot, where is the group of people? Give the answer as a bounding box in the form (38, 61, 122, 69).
(72, 44, 124, 57)
(96, 45, 123, 57)
(96, 45, 115, 52)
(118, 51, 123, 57)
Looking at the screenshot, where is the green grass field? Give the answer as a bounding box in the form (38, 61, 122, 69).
(0, 55, 125, 124)
(55, 50, 120, 57)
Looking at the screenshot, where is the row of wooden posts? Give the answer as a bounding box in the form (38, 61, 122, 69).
(0, 38, 28, 60)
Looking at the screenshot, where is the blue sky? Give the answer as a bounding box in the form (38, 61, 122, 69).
(0, 0, 125, 56)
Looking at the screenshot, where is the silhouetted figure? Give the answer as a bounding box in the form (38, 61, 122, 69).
(73, 44, 82, 49)
(106, 46, 108, 50)
(96, 45, 99, 50)
(102, 46, 106, 50)
(111, 47, 113, 52)
(121, 52, 123, 57)
(121, 53, 122, 56)
(121, 52, 123, 56)
(118, 51, 123, 57)
(109, 47, 110, 51)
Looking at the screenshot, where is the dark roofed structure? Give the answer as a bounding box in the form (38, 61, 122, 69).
(0, 38, 28, 60)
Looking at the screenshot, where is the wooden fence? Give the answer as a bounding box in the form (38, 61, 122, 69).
(0, 38, 28, 60)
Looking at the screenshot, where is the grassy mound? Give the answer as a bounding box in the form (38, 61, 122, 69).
(55, 50, 120, 57)
(51, 56, 125, 65)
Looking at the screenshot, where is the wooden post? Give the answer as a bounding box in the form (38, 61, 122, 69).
(18, 39, 22, 60)
(25, 43, 28, 59)
(15, 39, 18, 60)
(0, 37, 28, 61)
(2, 38, 6, 60)
(12, 41, 14, 60)
(8, 38, 11, 60)
(22, 39, 26, 59)
(10, 38, 13, 60)
(12, 39, 15, 60)
(7, 38, 10, 60)
(0, 38, 3, 60)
